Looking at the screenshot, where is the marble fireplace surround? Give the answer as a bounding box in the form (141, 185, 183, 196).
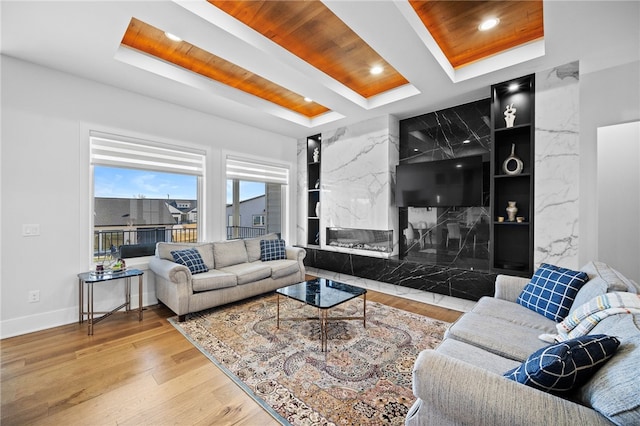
(298, 63, 580, 302)
(303, 247, 495, 302)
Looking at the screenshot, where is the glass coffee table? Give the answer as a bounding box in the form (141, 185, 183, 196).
(276, 278, 367, 352)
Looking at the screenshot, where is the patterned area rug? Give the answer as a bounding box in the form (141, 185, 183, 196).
(169, 293, 449, 425)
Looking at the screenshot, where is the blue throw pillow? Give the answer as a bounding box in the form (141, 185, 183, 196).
(504, 335, 620, 393)
(260, 239, 286, 261)
(171, 248, 208, 274)
(517, 263, 589, 322)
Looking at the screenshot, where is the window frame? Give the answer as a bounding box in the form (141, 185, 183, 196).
(89, 131, 205, 263)
(224, 154, 290, 242)
(252, 214, 266, 227)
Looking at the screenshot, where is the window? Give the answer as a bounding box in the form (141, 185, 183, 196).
(253, 214, 266, 227)
(90, 133, 204, 260)
(226, 156, 289, 240)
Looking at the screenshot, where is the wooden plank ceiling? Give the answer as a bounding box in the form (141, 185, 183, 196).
(409, 0, 544, 69)
(208, 0, 410, 99)
(120, 1, 543, 118)
(121, 17, 330, 118)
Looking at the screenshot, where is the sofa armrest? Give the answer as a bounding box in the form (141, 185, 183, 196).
(494, 274, 531, 302)
(148, 256, 191, 285)
(412, 350, 611, 426)
(286, 246, 306, 262)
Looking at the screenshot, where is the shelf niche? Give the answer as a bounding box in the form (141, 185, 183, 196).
(306, 134, 321, 246)
(490, 74, 535, 277)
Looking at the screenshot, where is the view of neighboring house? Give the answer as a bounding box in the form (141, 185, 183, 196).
(225, 195, 265, 229)
(94, 198, 198, 254)
(94, 195, 272, 255)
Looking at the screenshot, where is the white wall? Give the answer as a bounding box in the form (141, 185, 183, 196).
(579, 60, 640, 266)
(597, 122, 640, 282)
(0, 56, 297, 338)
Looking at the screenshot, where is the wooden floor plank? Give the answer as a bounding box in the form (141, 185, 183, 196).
(1, 289, 462, 425)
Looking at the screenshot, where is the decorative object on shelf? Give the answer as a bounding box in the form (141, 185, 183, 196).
(313, 147, 320, 163)
(497, 216, 505, 223)
(506, 201, 518, 222)
(315, 232, 319, 245)
(516, 216, 525, 223)
(315, 179, 320, 189)
(503, 143, 524, 175)
(315, 202, 320, 218)
(504, 103, 516, 128)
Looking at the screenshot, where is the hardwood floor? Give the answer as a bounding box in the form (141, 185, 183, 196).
(1, 289, 463, 425)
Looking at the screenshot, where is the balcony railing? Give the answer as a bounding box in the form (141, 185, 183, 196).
(94, 227, 198, 256)
(226, 226, 266, 240)
(94, 226, 266, 258)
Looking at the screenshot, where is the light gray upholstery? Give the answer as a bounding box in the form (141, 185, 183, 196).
(191, 269, 237, 292)
(150, 239, 305, 319)
(409, 261, 640, 426)
(212, 239, 249, 268)
(218, 262, 272, 285)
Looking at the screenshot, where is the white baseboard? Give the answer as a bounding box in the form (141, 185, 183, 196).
(0, 291, 158, 339)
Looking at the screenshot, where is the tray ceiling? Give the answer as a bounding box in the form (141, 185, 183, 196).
(118, 0, 543, 126)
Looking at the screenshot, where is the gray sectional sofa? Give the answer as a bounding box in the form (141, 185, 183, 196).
(149, 234, 306, 321)
(407, 261, 640, 426)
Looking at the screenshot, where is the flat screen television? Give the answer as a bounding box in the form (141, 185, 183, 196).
(396, 156, 484, 207)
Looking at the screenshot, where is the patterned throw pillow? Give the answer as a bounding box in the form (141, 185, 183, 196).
(504, 335, 620, 393)
(517, 263, 589, 322)
(260, 239, 286, 261)
(171, 248, 209, 274)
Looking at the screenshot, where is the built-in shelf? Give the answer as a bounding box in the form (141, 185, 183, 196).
(490, 74, 535, 277)
(307, 134, 321, 247)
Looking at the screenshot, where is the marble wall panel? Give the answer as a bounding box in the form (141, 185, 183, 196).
(296, 138, 308, 245)
(534, 62, 580, 268)
(322, 117, 395, 230)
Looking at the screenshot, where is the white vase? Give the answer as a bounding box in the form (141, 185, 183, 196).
(315, 202, 320, 218)
(504, 103, 516, 128)
(506, 201, 518, 222)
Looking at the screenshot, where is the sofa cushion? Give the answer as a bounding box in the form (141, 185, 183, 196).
(191, 269, 237, 292)
(445, 311, 556, 361)
(171, 248, 208, 275)
(517, 263, 589, 322)
(435, 338, 521, 375)
(571, 262, 639, 313)
(213, 239, 248, 268)
(504, 335, 620, 393)
(157, 242, 214, 269)
(260, 239, 286, 261)
(245, 233, 278, 262)
(264, 259, 300, 279)
(576, 314, 640, 425)
(471, 296, 560, 331)
(218, 262, 272, 285)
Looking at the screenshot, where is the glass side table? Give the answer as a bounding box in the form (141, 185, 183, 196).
(78, 268, 144, 335)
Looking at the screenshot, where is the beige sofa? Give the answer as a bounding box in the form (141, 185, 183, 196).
(149, 235, 306, 321)
(407, 261, 640, 426)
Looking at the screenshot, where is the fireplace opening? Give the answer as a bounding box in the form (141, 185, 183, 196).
(326, 227, 393, 253)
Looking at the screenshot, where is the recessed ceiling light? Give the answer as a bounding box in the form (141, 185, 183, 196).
(414, 148, 420, 152)
(478, 18, 500, 31)
(370, 65, 384, 75)
(456, 164, 463, 168)
(463, 139, 471, 144)
(508, 83, 520, 92)
(164, 32, 182, 42)
(304, 97, 313, 103)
